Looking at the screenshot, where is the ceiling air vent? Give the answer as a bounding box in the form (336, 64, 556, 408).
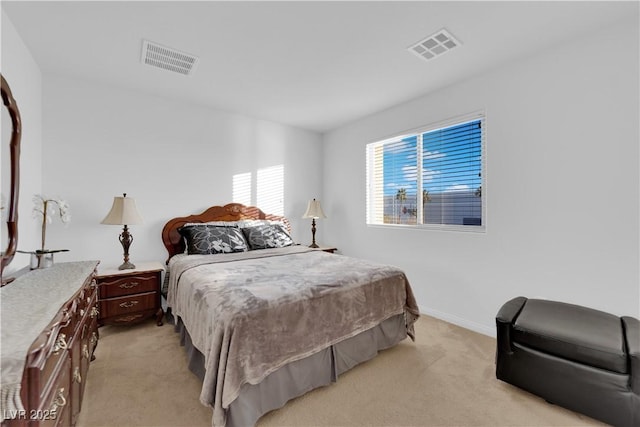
(141, 40, 199, 76)
(408, 29, 461, 62)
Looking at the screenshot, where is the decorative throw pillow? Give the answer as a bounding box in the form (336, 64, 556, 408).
(179, 225, 249, 254)
(242, 224, 294, 250)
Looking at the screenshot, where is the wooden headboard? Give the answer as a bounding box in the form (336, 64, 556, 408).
(161, 203, 291, 263)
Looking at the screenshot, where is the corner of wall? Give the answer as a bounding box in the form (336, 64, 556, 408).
(2, 8, 44, 271)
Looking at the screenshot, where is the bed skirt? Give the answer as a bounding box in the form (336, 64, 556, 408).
(169, 311, 408, 427)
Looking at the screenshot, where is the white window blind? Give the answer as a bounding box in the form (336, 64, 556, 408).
(366, 114, 485, 230)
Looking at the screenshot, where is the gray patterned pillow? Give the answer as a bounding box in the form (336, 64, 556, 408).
(179, 225, 249, 254)
(242, 224, 294, 250)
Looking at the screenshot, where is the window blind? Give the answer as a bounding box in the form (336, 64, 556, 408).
(366, 114, 484, 229)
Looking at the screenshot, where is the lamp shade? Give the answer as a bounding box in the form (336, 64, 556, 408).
(101, 194, 144, 225)
(302, 199, 327, 219)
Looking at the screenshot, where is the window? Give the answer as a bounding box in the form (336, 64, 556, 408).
(366, 113, 485, 230)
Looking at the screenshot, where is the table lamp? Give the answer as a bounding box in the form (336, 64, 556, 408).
(302, 198, 326, 248)
(101, 193, 144, 270)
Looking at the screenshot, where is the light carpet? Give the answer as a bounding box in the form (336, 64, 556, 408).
(77, 315, 603, 427)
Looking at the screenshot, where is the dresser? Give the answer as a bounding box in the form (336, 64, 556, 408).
(1, 261, 100, 427)
(96, 262, 164, 326)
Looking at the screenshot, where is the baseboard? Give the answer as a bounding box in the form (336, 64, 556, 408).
(421, 307, 496, 338)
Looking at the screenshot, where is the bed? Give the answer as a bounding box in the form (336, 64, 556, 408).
(161, 203, 419, 427)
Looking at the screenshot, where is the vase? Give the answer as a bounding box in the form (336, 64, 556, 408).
(30, 251, 54, 269)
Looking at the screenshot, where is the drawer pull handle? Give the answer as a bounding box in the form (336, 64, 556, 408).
(90, 306, 99, 318)
(53, 334, 68, 355)
(73, 367, 82, 384)
(90, 332, 98, 349)
(119, 282, 139, 289)
(50, 388, 67, 413)
(82, 344, 90, 359)
(119, 301, 138, 308)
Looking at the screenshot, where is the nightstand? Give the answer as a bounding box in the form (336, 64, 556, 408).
(96, 261, 164, 326)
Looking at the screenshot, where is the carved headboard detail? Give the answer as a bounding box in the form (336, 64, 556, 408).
(161, 203, 290, 263)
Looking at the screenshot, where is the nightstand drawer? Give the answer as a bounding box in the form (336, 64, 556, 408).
(99, 291, 157, 318)
(98, 273, 159, 299)
(96, 263, 164, 326)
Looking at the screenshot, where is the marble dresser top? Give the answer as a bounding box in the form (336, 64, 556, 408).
(1, 260, 99, 417)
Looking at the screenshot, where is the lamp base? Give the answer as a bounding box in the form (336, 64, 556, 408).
(118, 261, 136, 270)
(309, 218, 319, 249)
(117, 224, 135, 270)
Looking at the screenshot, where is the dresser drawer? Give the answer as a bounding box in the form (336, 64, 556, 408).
(99, 291, 157, 318)
(98, 273, 159, 299)
(38, 355, 71, 427)
(31, 310, 74, 404)
(75, 283, 97, 324)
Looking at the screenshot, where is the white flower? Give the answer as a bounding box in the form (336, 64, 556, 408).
(32, 194, 71, 251)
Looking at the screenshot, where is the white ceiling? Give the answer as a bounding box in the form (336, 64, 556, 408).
(2, 1, 636, 133)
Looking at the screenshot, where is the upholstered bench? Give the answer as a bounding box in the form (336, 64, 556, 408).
(495, 297, 639, 426)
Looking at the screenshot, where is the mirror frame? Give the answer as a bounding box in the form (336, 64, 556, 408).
(1, 74, 22, 283)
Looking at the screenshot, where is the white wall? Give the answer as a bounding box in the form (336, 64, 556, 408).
(323, 18, 639, 335)
(1, 10, 43, 273)
(5, 7, 637, 337)
(42, 75, 322, 268)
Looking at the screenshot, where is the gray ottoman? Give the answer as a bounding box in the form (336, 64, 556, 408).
(496, 297, 639, 426)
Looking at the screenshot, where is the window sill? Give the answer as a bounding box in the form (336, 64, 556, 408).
(366, 223, 486, 233)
